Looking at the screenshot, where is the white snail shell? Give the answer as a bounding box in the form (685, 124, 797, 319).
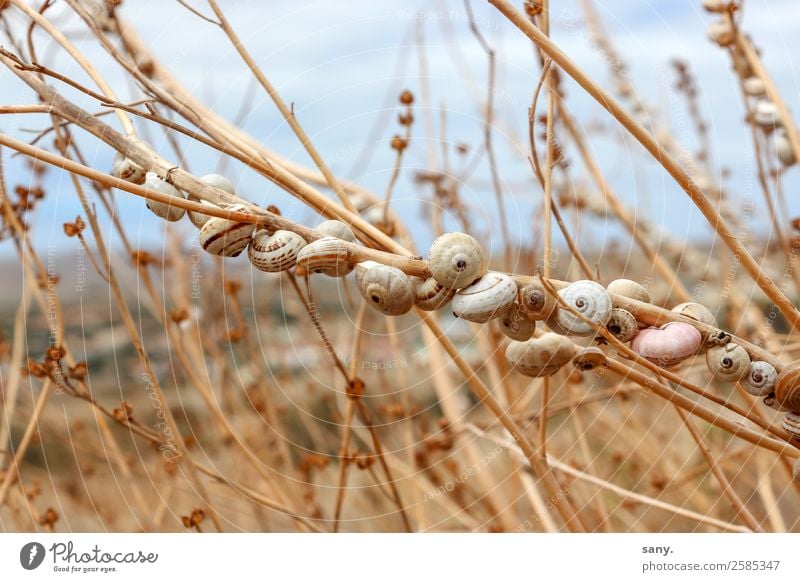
(743, 76, 766, 98)
(775, 130, 796, 166)
(753, 100, 781, 128)
(247, 229, 306, 273)
(630, 322, 702, 368)
(606, 279, 651, 304)
(412, 276, 456, 311)
(355, 261, 415, 316)
(111, 152, 146, 185)
(295, 236, 354, 277)
(707, 19, 735, 47)
(451, 272, 516, 323)
(499, 302, 537, 341)
(706, 343, 750, 382)
(316, 219, 356, 243)
(143, 172, 186, 222)
(428, 232, 488, 289)
(198, 204, 255, 257)
(782, 412, 800, 440)
(520, 279, 555, 321)
(555, 280, 612, 336)
(671, 302, 717, 327)
(200, 173, 236, 195)
(505, 333, 575, 378)
(742, 361, 778, 397)
(188, 200, 220, 229)
(605, 308, 639, 343)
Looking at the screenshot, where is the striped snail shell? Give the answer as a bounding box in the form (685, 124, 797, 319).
(741, 361, 778, 397)
(188, 200, 219, 229)
(775, 130, 795, 166)
(412, 276, 456, 311)
(499, 302, 536, 341)
(520, 279, 555, 321)
(143, 172, 186, 222)
(355, 261, 415, 316)
(706, 343, 750, 382)
(782, 412, 800, 440)
(451, 272, 516, 323)
(111, 152, 146, 185)
(743, 76, 766, 98)
(630, 322, 702, 368)
(753, 100, 781, 128)
(605, 308, 638, 343)
(775, 364, 800, 412)
(316, 219, 356, 243)
(428, 232, 488, 289)
(505, 333, 575, 378)
(295, 236, 354, 277)
(198, 204, 255, 257)
(671, 302, 717, 327)
(247, 229, 306, 273)
(200, 173, 236, 195)
(555, 280, 612, 336)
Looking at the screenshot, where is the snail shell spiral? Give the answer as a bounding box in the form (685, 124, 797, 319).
(296, 236, 354, 277)
(499, 302, 536, 341)
(706, 343, 750, 382)
(412, 276, 456, 311)
(775, 364, 800, 412)
(428, 232, 488, 289)
(555, 280, 613, 336)
(356, 261, 415, 316)
(605, 308, 638, 343)
(143, 172, 186, 222)
(451, 272, 516, 323)
(520, 279, 555, 321)
(198, 204, 255, 257)
(247, 229, 307, 272)
(505, 333, 575, 378)
(741, 361, 778, 397)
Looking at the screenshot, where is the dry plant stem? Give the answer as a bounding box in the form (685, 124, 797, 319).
(487, 0, 800, 330)
(205, 0, 356, 213)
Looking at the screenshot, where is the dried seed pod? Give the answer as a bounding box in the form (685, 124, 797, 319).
(782, 412, 800, 440)
(505, 333, 575, 378)
(555, 280, 612, 336)
(499, 302, 536, 341)
(743, 76, 766, 97)
(753, 100, 781, 128)
(520, 279, 555, 320)
(428, 232, 488, 289)
(200, 173, 236, 195)
(707, 18, 735, 47)
(606, 278, 651, 304)
(188, 200, 220, 229)
(295, 236, 354, 277)
(775, 364, 800, 411)
(355, 261, 415, 316)
(247, 229, 306, 273)
(412, 276, 456, 311)
(111, 152, 146, 185)
(706, 343, 750, 382)
(742, 361, 778, 397)
(775, 130, 796, 166)
(630, 322, 702, 368)
(451, 272, 516, 323)
(671, 302, 717, 327)
(605, 308, 638, 343)
(198, 204, 255, 257)
(143, 172, 186, 222)
(316, 219, 356, 243)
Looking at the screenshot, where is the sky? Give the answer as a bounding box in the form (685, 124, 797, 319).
(1, 0, 799, 260)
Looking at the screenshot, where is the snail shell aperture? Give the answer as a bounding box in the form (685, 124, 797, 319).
(742, 361, 778, 397)
(451, 272, 516, 323)
(499, 302, 536, 341)
(198, 204, 255, 257)
(706, 343, 750, 382)
(355, 261, 416, 316)
(428, 232, 488, 289)
(412, 276, 456, 311)
(247, 229, 307, 272)
(630, 322, 702, 368)
(605, 308, 638, 343)
(555, 280, 613, 336)
(505, 333, 575, 378)
(143, 172, 186, 222)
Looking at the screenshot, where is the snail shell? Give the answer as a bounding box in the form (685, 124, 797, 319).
(630, 322, 702, 368)
(741, 361, 777, 397)
(520, 279, 555, 320)
(247, 229, 306, 272)
(572, 347, 607, 372)
(707, 19, 735, 47)
(753, 100, 781, 128)
(198, 204, 255, 257)
(412, 276, 455, 311)
(605, 308, 638, 343)
(499, 302, 537, 341)
(555, 280, 612, 336)
(706, 343, 750, 382)
(111, 152, 146, 185)
(355, 261, 415, 316)
(743, 76, 766, 98)
(782, 412, 800, 440)
(143, 172, 186, 222)
(451, 272, 516, 323)
(428, 232, 488, 289)
(316, 219, 356, 243)
(671, 302, 717, 327)
(295, 236, 354, 277)
(606, 278, 651, 304)
(505, 333, 575, 378)
(200, 173, 236, 195)
(188, 200, 220, 229)
(775, 130, 795, 166)
(775, 364, 800, 411)
(702, 0, 727, 13)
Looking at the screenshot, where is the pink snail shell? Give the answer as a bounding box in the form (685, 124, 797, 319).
(630, 322, 702, 368)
